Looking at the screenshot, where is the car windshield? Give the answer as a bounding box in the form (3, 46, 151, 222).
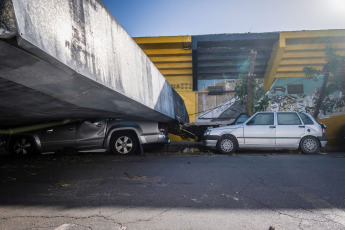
(247, 113, 274, 125)
(234, 113, 250, 125)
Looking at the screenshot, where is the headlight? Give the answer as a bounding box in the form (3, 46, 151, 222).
(204, 130, 211, 136)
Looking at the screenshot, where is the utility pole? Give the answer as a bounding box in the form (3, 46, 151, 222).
(246, 50, 257, 116)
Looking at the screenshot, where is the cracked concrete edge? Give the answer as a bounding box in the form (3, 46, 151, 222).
(0, 0, 17, 38)
(0, 214, 122, 228)
(0, 209, 173, 230)
(122, 208, 172, 225)
(28, 223, 91, 230)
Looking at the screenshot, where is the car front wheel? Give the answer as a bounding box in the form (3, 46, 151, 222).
(300, 136, 320, 154)
(217, 135, 237, 154)
(109, 132, 138, 155)
(10, 136, 36, 156)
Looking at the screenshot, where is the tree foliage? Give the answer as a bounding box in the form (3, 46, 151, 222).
(234, 59, 268, 114)
(303, 45, 345, 117)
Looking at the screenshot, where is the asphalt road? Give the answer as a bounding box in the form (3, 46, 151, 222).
(0, 151, 345, 230)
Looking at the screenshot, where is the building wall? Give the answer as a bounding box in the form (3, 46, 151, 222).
(135, 30, 345, 145)
(134, 36, 196, 123)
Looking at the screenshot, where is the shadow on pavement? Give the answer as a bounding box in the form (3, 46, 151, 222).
(1, 145, 345, 211)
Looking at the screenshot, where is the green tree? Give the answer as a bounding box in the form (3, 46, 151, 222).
(234, 54, 268, 115)
(303, 46, 345, 118)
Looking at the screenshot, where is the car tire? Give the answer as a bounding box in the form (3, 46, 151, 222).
(217, 135, 237, 154)
(10, 136, 36, 156)
(300, 136, 320, 154)
(109, 132, 138, 155)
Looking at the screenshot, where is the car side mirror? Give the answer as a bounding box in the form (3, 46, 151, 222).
(246, 120, 253, 125)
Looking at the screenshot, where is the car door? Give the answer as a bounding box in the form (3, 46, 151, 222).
(39, 123, 77, 151)
(275, 112, 305, 148)
(76, 118, 107, 150)
(243, 113, 276, 147)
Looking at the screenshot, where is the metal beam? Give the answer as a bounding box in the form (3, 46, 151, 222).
(144, 49, 192, 55)
(160, 69, 193, 75)
(134, 36, 191, 44)
(277, 65, 323, 72)
(150, 56, 192, 63)
(280, 59, 327, 65)
(285, 43, 345, 51)
(155, 62, 192, 69)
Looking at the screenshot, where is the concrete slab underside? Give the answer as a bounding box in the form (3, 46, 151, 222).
(0, 40, 185, 128)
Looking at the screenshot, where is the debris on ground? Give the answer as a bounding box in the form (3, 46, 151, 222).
(54, 182, 70, 188)
(112, 159, 124, 162)
(124, 172, 147, 180)
(221, 193, 231, 198)
(2, 177, 17, 182)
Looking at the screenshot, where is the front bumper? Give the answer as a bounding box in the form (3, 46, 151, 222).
(202, 135, 219, 147)
(317, 136, 328, 148)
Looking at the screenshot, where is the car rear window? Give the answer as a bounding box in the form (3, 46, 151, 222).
(277, 113, 302, 125)
(298, 113, 314, 125)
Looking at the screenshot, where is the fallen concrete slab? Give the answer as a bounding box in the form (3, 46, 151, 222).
(0, 0, 188, 128)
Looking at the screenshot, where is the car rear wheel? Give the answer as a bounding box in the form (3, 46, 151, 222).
(300, 136, 320, 154)
(217, 135, 237, 154)
(110, 132, 138, 155)
(10, 136, 36, 156)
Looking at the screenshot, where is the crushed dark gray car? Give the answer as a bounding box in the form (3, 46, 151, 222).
(6, 119, 170, 156)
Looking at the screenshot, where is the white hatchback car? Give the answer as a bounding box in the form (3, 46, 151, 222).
(202, 112, 327, 154)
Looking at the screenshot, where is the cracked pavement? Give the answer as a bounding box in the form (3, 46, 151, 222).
(0, 152, 345, 230)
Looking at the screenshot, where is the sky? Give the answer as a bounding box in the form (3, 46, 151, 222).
(102, 0, 345, 37)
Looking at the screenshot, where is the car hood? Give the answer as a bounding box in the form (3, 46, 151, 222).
(209, 124, 244, 132)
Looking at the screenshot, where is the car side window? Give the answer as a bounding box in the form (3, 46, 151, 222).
(298, 113, 314, 125)
(247, 113, 274, 125)
(277, 113, 302, 125)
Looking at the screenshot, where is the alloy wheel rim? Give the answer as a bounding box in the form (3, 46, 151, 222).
(115, 136, 133, 154)
(303, 139, 317, 152)
(221, 139, 233, 152)
(13, 137, 31, 155)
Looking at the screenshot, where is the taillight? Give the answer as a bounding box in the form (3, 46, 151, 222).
(159, 123, 165, 132)
(319, 123, 326, 137)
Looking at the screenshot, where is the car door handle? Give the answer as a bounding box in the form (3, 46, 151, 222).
(68, 127, 75, 130)
(269, 126, 276, 129)
(47, 129, 53, 133)
(299, 126, 305, 128)
(96, 124, 102, 127)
